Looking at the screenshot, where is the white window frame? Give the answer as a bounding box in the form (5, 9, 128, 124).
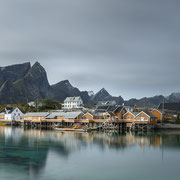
(127, 116, 131, 120)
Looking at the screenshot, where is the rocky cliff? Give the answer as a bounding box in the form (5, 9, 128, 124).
(91, 88, 124, 105)
(0, 62, 180, 107)
(0, 62, 91, 105)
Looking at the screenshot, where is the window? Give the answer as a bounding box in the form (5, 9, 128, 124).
(141, 117, 144, 121)
(137, 117, 140, 120)
(145, 117, 148, 121)
(127, 116, 131, 120)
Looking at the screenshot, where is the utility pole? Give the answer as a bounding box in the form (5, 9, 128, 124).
(162, 98, 165, 124)
(36, 99, 39, 112)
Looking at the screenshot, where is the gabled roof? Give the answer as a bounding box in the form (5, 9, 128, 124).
(147, 112, 158, 118)
(46, 111, 83, 119)
(83, 112, 93, 117)
(107, 105, 118, 112)
(96, 105, 109, 110)
(106, 111, 115, 116)
(123, 111, 136, 117)
(64, 96, 82, 102)
(151, 108, 162, 115)
(96, 105, 120, 112)
(132, 112, 139, 116)
(135, 111, 150, 118)
(24, 112, 50, 117)
(5, 107, 16, 114)
(114, 105, 124, 113)
(92, 112, 104, 117)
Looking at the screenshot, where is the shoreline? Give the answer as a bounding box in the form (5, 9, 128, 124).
(155, 123, 180, 130)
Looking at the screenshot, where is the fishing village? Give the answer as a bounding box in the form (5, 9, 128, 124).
(1, 96, 177, 132)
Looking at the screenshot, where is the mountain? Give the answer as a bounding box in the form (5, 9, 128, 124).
(0, 62, 180, 107)
(87, 91, 94, 97)
(91, 88, 124, 105)
(0, 62, 52, 104)
(0, 62, 91, 105)
(125, 95, 164, 108)
(125, 93, 180, 108)
(0, 62, 30, 87)
(51, 80, 92, 105)
(166, 93, 180, 102)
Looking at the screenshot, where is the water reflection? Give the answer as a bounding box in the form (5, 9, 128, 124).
(0, 126, 180, 180)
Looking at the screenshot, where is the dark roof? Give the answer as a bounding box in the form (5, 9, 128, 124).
(5, 107, 16, 114)
(131, 112, 139, 116)
(92, 112, 104, 117)
(107, 105, 118, 112)
(147, 112, 158, 118)
(107, 111, 115, 116)
(158, 102, 180, 112)
(96, 105, 109, 110)
(96, 101, 116, 106)
(114, 105, 124, 113)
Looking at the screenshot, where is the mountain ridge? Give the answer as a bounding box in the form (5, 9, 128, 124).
(0, 62, 179, 107)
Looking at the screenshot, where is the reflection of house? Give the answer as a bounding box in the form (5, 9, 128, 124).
(62, 97, 83, 109)
(4, 107, 24, 120)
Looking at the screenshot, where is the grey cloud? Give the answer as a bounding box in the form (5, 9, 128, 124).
(0, 0, 179, 99)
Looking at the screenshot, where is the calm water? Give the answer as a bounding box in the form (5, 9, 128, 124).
(0, 127, 180, 180)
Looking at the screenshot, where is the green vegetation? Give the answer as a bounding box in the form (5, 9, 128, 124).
(36, 98, 62, 112)
(0, 104, 35, 114)
(176, 113, 180, 124)
(0, 98, 62, 113)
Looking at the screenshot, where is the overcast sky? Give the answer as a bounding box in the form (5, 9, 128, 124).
(0, 0, 179, 100)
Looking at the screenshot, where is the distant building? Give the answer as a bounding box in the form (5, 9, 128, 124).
(124, 106, 134, 112)
(27, 101, 43, 108)
(96, 101, 116, 107)
(4, 107, 24, 120)
(28, 101, 36, 107)
(62, 96, 83, 109)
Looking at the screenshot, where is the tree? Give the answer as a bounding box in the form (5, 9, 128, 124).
(176, 113, 180, 124)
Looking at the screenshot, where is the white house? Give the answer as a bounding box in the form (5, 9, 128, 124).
(4, 107, 24, 120)
(62, 96, 83, 109)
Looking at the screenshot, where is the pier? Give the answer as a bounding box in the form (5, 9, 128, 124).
(0, 118, 156, 131)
